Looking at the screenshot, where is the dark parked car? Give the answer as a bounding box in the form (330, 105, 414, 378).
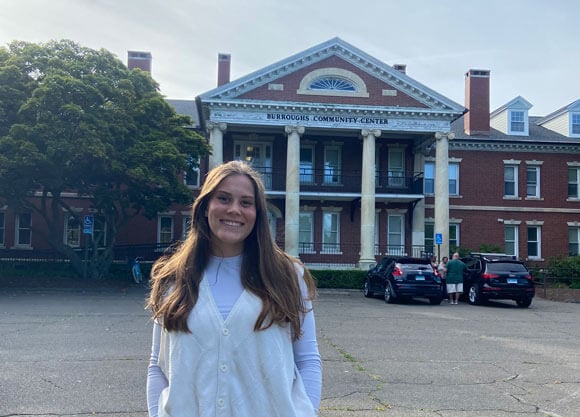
(461, 253, 535, 308)
(363, 256, 442, 304)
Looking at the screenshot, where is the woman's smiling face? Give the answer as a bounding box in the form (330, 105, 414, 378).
(206, 174, 257, 257)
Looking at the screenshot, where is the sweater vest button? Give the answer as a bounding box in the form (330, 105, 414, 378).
(222, 328, 230, 336)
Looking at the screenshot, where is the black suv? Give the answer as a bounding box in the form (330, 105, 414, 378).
(461, 253, 535, 308)
(363, 256, 442, 304)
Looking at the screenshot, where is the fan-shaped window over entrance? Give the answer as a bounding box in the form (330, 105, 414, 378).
(310, 77, 356, 91)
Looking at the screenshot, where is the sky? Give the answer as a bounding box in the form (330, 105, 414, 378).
(1, 0, 579, 116)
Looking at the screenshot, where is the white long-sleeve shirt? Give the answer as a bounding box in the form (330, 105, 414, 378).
(147, 255, 322, 417)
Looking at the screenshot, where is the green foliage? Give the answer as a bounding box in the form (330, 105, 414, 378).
(0, 40, 209, 279)
(546, 255, 580, 284)
(449, 245, 472, 258)
(311, 269, 366, 289)
(478, 243, 503, 253)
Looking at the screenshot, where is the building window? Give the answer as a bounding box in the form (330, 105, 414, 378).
(374, 212, 380, 255)
(16, 213, 32, 246)
(527, 226, 541, 259)
(505, 225, 519, 257)
(182, 215, 192, 240)
(300, 146, 314, 184)
(324, 146, 341, 185)
(235, 142, 273, 189)
(299, 211, 314, 253)
(322, 211, 340, 253)
(310, 77, 355, 91)
(449, 224, 459, 249)
(158, 216, 174, 245)
(569, 227, 580, 256)
(387, 215, 404, 255)
(424, 162, 434, 194)
(387, 148, 405, 187)
(449, 163, 459, 195)
(526, 166, 540, 197)
(184, 156, 200, 188)
(568, 168, 580, 198)
(424, 223, 434, 256)
(64, 215, 81, 247)
(504, 165, 518, 197)
(423, 161, 459, 195)
(509, 110, 525, 133)
(572, 114, 580, 135)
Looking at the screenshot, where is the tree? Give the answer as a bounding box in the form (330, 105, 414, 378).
(0, 40, 209, 279)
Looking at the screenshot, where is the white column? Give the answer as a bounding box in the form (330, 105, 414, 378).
(207, 122, 227, 170)
(434, 131, 455, 261)
(412, 151, 426, 256)
(359, 129, 381, 269)
(284, 125, 304, 258)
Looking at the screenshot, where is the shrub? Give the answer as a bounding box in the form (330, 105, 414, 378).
(310, 269, 366, 289)
(545, 256, 580, 287)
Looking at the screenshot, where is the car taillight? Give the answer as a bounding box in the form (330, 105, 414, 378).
(393, 266, 403, 277)
(526, 273, 533, 281)
(482, 273, 499, 279)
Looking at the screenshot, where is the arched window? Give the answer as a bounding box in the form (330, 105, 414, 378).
(310, 77, 356, 91)
(297, 68, 369, 98)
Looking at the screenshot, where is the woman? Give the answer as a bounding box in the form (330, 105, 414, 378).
(146, 161, 322, 417)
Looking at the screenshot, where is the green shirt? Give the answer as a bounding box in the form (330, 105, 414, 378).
(445, 259, 466, 284)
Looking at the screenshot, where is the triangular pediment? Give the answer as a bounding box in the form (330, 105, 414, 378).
(198, 37, 464, 115)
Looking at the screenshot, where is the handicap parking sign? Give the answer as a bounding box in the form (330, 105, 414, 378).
(435, 233, 443, 245)
(83, 215, 94, 234)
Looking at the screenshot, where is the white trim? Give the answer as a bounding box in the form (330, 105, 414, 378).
(297, 68, 369, 98)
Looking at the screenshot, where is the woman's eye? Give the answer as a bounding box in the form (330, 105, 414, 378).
(217, 195, 229, 203)
(241, 200, 254, 207)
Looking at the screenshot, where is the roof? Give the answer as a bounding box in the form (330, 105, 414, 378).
(166, 99, 200, 128)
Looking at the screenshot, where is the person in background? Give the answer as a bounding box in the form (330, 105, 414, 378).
(146, 160, 322, 417)
(438, 256, 449, 301)
(445, 252, 466, 304)
(430, 255, 440, 279)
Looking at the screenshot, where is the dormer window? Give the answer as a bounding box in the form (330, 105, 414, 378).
(572, 113, 580, 135)
(297, 68, 369, 98)
(510, 111, 525, 133)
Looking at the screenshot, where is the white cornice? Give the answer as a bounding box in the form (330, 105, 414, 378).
(450, 140, 580, 153)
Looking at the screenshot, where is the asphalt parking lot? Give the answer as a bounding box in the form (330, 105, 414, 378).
(1, 286, 578, 417)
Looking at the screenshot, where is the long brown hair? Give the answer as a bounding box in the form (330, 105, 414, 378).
(146, 160, 316, 340)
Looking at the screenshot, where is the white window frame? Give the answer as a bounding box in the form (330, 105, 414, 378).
(449, 223, 460, 249)
(374, 211, 380, 255)
(424, 161, 435, 194)
(64, 215, 81, 248)
(571, 113, 580, 137)
(386, 214, 405, 255)
(15, 213, 32, 247)
(504, 164, 519, 198)
(323, 145, 342, 185)
(448, 162, 459, 196)
(299, 210, 315, 254)
(504, 224, 519, 257)
(184, 156, 200, 188)
(300, 145, 315, 184)
(568, 165, 580, 200)
(424, 222, 435, 256)
(568, 225, 580, 256)
(321, 209, 341, 254)
(526, 224, 542, 260)
(387, 147, 405, 188)
(234, 140, 273, 189)
(157, 215, 174, 245)
(509, 110, 528, 135)
(526, 165, 541, 198)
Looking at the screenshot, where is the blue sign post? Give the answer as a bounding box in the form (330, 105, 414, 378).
(435, 233, 443, 262)
(83, 215, 94, 235)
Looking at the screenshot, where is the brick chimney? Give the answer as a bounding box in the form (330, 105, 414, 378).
(464, 69, 490, 135)
(217, 53, 231, 87)
(127, 51, 152, 72)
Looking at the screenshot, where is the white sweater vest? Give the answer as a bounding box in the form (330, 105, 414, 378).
(157, 279, 316, 417)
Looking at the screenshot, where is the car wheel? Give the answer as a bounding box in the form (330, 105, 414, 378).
(468, 284, 484, 305)
(429, 296, 442, 305)
(363, 280, 374, 298)
(515, 297, 532, 308)
(384, 283, 396, 304)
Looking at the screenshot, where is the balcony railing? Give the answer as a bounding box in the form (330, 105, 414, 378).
(253, 166, 424, 195)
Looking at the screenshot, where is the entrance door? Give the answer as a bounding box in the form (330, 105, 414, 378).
(235, 142, 273, 189)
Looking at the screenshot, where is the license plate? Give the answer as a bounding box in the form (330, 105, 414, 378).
(415, 276, 425, 281)
(507, 278, 518, 284)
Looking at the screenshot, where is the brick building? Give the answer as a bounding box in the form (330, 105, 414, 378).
(2, 39, 580, 268)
